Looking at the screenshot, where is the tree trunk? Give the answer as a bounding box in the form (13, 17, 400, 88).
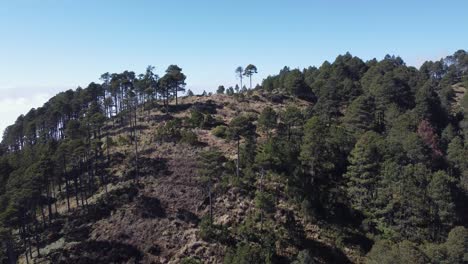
(32, 207, 41, 258)
(65, 176, 71, 212)
(78, 162, 87, 208)
(236, 138, 240, 177)
(40, 203, 46, 228)
(73, 170, 80, 208)
(47, 181, 53, 223)
(240, 75, 243, 91)
(209, 179, 213, 224)
(63, 157, 71, 212)
(133, 104, 139, 182)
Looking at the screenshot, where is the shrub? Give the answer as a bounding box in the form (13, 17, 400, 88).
(117, 134, 130, 146)
(199, 216, 231, 244)
(203, 114, 216, 128)
(212, 125, 227, 138)
(180, 130, 199, 145)
(188, 110, 204, 128)
(154, 119, 182, 142)
(254, 190, 275, 214)
(224, 241, 270, 264)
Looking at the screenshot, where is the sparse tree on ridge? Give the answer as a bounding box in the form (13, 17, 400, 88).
(243, 64, 258, 89)
(235, 66, 244, 89)
(217, 85, 225, 94)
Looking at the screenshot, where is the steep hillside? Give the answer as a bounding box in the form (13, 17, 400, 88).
(2, 51, 468, 264)
(14, 92, 365, 264)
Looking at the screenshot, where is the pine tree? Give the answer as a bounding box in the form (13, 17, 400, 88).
(257, 107, 277, 138)
(299, 117, 334, 182)
(428, 171, 456, 240)
(198, 150, 224, 224)
(344, 131, 383, 216)
(342, 95, 376, 135)
(227, 116, 255, 177)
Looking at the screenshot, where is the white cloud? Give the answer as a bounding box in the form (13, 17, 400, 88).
(0, 93, 51, 137)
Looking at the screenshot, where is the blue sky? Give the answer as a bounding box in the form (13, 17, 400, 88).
(0, 0, 467, 134)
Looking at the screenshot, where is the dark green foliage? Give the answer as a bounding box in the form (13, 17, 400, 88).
(188, 110, 205, 128)
(342, 95, 376, 134)
(428, 171, 456, 239)
(224, 241, 270, 264)
(255, 138, 283, 170)
(227, 115, 256, 140)
(444, 226, 468, 264)
(154, 118, 182, 142)
(254, 190, 275, 215)
(257, 107, 278, 137)
(344, 131, 383, 216)
(279, 105, 304, 142)
(243, 64, 258, 89)
(366, 240, 429, 264)
(284, 69, 310, 98)
(217, 85, 225, 94)
(199, 216, 230, 244)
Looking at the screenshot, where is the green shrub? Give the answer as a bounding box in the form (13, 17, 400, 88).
(189, 110, 204, 128)
(254, 190, 275, 214)
(212, 125, 227, 138)
(117, 134, 130, 146)
(366, 240, 429, 264)
(155, 119, 182, 142)
(224, 241, 270, 264)
(203, 114, 216, 128)
(199, 216, 231, 244)
(180, 130, 199, 145)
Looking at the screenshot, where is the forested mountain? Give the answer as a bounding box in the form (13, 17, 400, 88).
(0, 51, 467, 263)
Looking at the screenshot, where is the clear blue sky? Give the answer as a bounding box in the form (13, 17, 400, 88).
(0, 0, 467, 134)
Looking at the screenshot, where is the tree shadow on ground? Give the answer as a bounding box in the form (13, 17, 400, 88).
(303, 238, 352, 264)
(52, 240, 143, 264)
(134, 195, 166, 218)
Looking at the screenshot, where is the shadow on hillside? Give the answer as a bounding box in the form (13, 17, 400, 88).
(51, 240, 143, 264)
(124, 157, 170, 181)
(176, 208, 200, 225)
(167, 103, 193, 113)
(107, 124, 149, 137)
(148, 113, 175, 123)
(134, 195, 166, 218)
(61, 185, 140, 243)
(303, 238, 352, 264)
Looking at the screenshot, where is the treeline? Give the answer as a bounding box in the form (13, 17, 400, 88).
(2, 65, 186, 151)
(0, 65, 186, 263)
